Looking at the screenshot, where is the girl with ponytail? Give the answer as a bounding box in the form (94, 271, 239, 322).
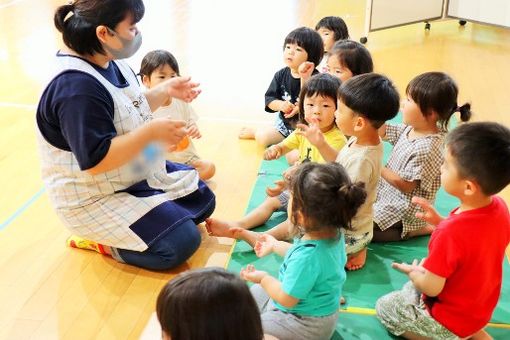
(374, 72, 472, 242)
(240, 162, 366, 340)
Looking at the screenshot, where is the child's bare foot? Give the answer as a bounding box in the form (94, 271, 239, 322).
(238, 127, 255, 140)
(346, 248, 367, 271)
(205, 218, 243, 239)
(407, 225, 435, 238)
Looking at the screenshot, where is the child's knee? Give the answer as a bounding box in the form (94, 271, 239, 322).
(197, 160, 216, 180)
(264, 196, 283, 210)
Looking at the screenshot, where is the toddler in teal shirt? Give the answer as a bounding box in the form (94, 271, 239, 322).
(241, 162, 367, 340)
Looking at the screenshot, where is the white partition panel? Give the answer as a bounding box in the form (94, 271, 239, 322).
(448, 0, 510, 29)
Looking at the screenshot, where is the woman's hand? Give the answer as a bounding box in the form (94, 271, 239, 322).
(240, 264, 268, 283)
(148, 118, 187, 149)
(164, 76, 201, 103)
(254, 234, 277, 258)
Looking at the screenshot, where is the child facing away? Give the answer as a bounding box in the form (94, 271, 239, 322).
(376, 122, 510, 340)
(140, 50, 216, 180)
(205, 73, 346, 248)
(315, 16, 350, 73)
(238, 27, 324, 154)
(373, 72, 472, 242)
(156, 267, 278, 340)
(240, 162, 367, 340)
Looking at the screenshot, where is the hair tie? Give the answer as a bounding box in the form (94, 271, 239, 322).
(64, 10, 74, 22)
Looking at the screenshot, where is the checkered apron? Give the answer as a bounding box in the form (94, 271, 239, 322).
(37, 55, 201, 251)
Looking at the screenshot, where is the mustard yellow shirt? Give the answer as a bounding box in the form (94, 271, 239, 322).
(282, 126, 347, 163)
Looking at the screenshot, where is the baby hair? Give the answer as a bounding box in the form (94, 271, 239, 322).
(298, 73, 342, 122)
(315, 16, 349, 41)
(446, 122, 510, 196)
(284, 27, 324, 67)
(290, 162, 366, 232)
(406, 72, 471, 130)
(156, 267, 264, 340)
(330, 40, 373, 76)
(338, 73, 400, 128)
(139, 49, 180, 78)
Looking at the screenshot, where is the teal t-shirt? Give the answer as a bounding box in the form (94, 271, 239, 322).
(274, 235, 347, 316)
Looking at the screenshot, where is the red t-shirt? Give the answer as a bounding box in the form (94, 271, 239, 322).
(423, 196, 510, 337)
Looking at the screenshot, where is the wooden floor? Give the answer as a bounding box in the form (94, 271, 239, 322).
(0, 0, 509, 338)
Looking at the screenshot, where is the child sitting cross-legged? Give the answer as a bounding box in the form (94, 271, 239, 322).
(241, 162, 367, 340)
(376, 122, 510, 340)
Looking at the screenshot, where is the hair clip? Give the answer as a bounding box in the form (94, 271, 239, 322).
(64, 10, 74, 22)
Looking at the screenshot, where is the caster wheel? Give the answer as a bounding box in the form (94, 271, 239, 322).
(360, 37, 367, 44)
(425, 23, 431, 30)
(459, 20, 467, 26)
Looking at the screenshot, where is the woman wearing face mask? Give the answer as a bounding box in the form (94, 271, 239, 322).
(36, 0, 215, 271)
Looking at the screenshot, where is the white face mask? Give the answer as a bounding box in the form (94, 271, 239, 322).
(103, 27, 142, 59)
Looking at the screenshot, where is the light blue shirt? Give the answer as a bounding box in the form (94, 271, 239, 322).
(274, 235, 346, 316)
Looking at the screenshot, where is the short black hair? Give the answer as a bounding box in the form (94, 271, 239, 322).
(157, 268, 264, 340)
(290, 162, 366, 231)
(139, 50, 180, 78)
(54, 0, 145, 56)
(298, 73, 342, 123)
(330, 40, 373, 76)
(407, 72, 471, 130)
(338, 73, 400, 128)
(446, 122, 510, 196)
(315, 16, 350, 41)
(284, 27, 324, 67)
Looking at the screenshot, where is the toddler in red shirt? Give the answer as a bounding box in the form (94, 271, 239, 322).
(376, 122, 510, 339)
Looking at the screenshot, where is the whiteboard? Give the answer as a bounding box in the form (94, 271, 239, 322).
(448, 0, 510, 29)
(367, 0, 445, 31)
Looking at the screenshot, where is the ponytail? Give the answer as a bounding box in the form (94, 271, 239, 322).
(456, 102, 472, 122)
(337, 181, 367, 230)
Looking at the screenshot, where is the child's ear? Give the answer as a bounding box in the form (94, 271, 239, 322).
(463, 179, 480, 197)
(141, 75, 151, 88)
(353, 115, 366, 132)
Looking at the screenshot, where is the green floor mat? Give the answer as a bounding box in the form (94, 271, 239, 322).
(227, 118, 510, 336)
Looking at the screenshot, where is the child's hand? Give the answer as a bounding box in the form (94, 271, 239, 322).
(186, 123, 201, 139)
(298, 61, 315, 81)
(266, 180, 285, 197)
(148, 118, 187, 148)
(284, 105, 299, 119)
(240, 264, 268, 283)
(295, 118, 325, 147)
(164, 76, 201, 103)
(392, 259, 426, 275)
(280, 101, 295, 115)
(412, 197, 443, 226)
(264, 145, 282, 160)
(254, 234, 277, 258)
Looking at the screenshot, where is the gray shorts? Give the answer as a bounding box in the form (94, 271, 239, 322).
(276, 190, 290, 211)
(274, 116, 293, 137)
(250, 284, 338, 340)
(376, 281, 458, 340)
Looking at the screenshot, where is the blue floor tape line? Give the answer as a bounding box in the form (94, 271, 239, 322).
(0, 187, 46, 231)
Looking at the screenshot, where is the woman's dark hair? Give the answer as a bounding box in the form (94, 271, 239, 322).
(330, 40, 373, 76)
(339, 73, 400, 128)
(290, 162, 366, 231)
(156, 268, 264, 340)
(54, 0, 145, 56)
(284, 27, 324, 67)
(446, 122, 510, 196)
(406, 72, 471, 130)
(315, 16, 349, 41)
(298, 73, 341, 124)
(139, 50, 180, 78)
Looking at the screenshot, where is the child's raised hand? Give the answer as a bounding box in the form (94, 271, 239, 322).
(295, 118, 325, 147)
(298, 61, 315, 82)
(266, 180, 285, 197)
(412, 196, 443, 226)
(240, 264, 268, 283)
(254, 234, 277, 258)
(392, 259, 426, 275)
(186, 123, 201, 139)
(264, 145, 282, 160)
(280, 101, 295, 115)
(164, 76, 201, 103)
